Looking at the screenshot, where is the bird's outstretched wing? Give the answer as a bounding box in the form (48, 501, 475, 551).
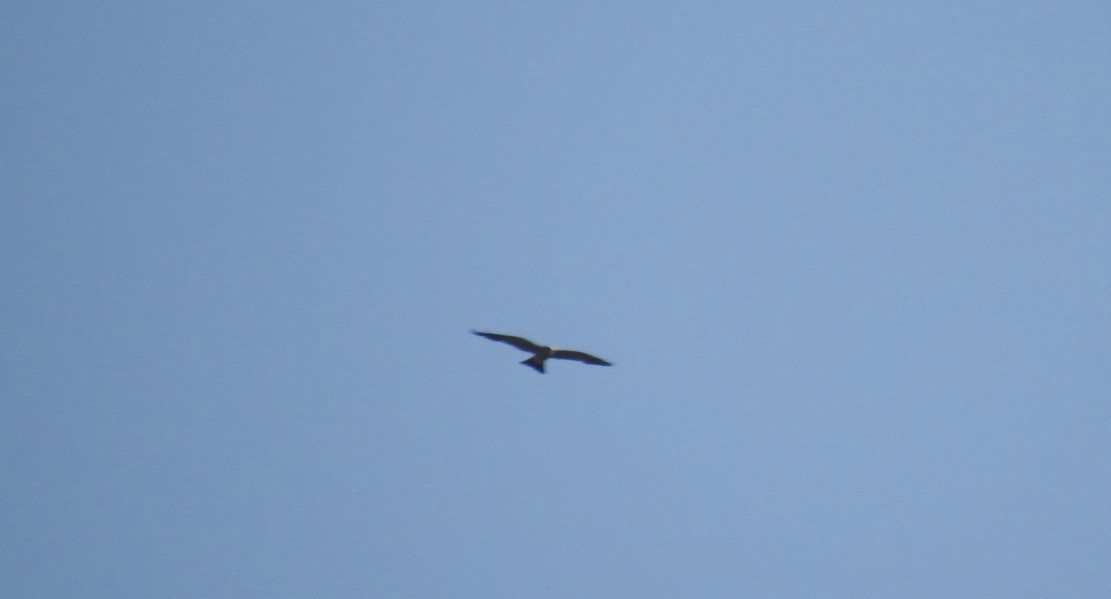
(550, 349, 612, 366)
(471, 330, 544, 353)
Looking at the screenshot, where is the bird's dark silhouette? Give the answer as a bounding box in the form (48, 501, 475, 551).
(471, 330, 612, 374)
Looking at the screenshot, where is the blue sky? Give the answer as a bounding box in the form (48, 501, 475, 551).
(3, 2, 1109, 597)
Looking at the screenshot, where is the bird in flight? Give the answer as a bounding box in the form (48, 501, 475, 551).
(471, 330, 613, 374)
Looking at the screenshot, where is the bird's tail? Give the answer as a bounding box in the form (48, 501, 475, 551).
(521, 356, 546, 373)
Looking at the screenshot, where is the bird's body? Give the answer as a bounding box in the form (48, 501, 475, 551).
(471, 330, 612, 373)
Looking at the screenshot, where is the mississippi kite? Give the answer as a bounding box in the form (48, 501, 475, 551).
(471, 330, 613, 374)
